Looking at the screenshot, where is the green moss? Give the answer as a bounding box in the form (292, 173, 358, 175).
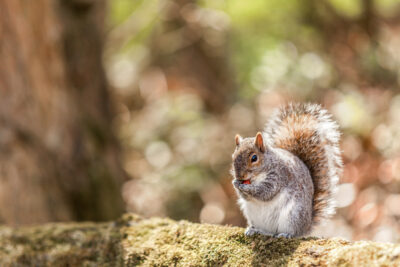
(0, 214, 400, 266)
(122, 215, 400, 267)
(0, 222, 123, 266)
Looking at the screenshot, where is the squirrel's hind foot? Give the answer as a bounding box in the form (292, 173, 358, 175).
(273, 233, 293, 238)
(245, 226, 273, 237)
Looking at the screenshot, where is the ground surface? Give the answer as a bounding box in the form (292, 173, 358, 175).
(0, 214, 399, 266)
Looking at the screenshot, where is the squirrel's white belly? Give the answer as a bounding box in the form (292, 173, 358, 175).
(239, 191, 294, 235)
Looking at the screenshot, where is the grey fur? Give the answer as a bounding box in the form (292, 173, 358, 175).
(231, 103, 342, 237)
(233, 146, 313, 237)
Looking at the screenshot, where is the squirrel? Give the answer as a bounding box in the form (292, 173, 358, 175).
(231, 103, 343, 238)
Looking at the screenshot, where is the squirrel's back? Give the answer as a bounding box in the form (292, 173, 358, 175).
(264, 103, 343, 224)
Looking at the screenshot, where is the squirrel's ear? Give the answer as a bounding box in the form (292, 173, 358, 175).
(235, 134, 242, 146)
(255, 132, 265, 152)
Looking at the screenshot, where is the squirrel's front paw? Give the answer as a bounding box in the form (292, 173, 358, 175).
(233, 179, 251, 190)
(232, 179, 241, 189)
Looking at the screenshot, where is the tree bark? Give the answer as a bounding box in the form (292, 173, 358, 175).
(0, 214, 399, 266)
(0, 0, 125, 225)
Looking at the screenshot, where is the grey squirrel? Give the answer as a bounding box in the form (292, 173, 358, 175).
(231, 103, 343, 238)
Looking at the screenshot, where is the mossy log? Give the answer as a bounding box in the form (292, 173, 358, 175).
(1, 214, 400, 266)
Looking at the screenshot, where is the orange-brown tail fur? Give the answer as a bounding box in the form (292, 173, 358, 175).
(264, 103, 343, 224)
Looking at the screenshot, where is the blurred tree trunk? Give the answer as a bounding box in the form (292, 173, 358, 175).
(148, 0, 236, 113)
(0, 0, 125, 225)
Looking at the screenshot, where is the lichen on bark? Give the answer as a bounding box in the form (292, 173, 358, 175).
(0, 213, 399, 266)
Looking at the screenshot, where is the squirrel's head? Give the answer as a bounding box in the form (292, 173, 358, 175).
(231, 132, 266, 183)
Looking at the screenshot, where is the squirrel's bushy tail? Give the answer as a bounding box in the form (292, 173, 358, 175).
(264, 103, 343, 224)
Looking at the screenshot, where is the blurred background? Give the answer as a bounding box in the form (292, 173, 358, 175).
(2, 0, 400, 242)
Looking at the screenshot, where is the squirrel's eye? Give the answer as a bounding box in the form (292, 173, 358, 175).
(251, 154, 258, 163)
